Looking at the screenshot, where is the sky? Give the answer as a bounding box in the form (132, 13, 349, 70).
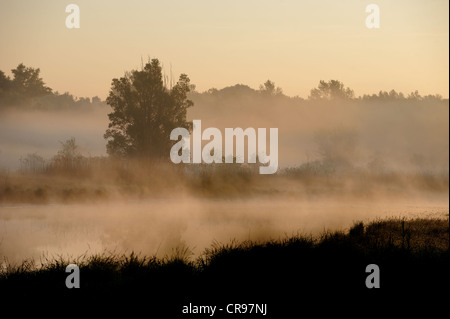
(0, 0, 448, 99)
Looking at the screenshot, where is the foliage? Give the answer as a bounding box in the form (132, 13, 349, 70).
(104, 59, 193, 158)
(309, 79, 354, 100)
(0, 63, 51, 106)
(259, 79, 283, 96)
(0, 63, 105, 111)
(0, 217, 447, 315)
(19, 153, 46, 173)
(361, 89, 443, 102)
(57, 138, 81, 159)
(10, 63, 52, 98)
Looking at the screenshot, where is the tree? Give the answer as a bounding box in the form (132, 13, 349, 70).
(362, 90, 405, 101)
(51, 137, 83, 171)
(0, 64, 52, 107)
(309, 80, 354, 100)
(0, 71, 10, 90)
(0, 71, 12, 104)
(19, 153, 46, 173)
(104, 59, 193, 159)
(407, 90, 422, 101)
(259, 80, 283, 96)
(56, 137, 81, 160)
(11, 63, 52, 98)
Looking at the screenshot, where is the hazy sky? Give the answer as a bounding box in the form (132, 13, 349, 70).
(0, 0, 448, 99)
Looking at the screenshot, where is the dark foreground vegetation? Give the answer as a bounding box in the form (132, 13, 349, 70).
(1, 217, 448, 316)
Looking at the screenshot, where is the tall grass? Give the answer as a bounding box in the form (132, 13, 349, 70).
(0, 216, 447, 315)
(1, 217, 447, 280)
(1, 158, 448, 203)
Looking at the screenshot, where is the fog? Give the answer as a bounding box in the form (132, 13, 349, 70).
(188, 92, 449, 173)
(0, 89, 448, 266)
(0, 106, 109, 169)
(0, 92, 448, 173)
(1, 197, 448, 265)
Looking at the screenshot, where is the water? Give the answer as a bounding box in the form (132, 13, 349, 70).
(0, 197, 448, 265)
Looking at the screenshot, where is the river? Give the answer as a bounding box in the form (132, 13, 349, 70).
(0, 196, 448, 266)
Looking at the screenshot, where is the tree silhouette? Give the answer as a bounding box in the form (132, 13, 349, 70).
(11, 63, 52, 98)
(259, 80, 283, 96)
(0, 64, 52, 106)
(104, 59, 193, 159)
(361, 89, 443, 102)
(51, 137, 83, 171)
(19, 153, 46, 173)
(309, 80, 354, 100)
(0, 71, 10, 90)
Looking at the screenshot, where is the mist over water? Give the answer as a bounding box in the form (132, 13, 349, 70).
(1, 196, 448, 265)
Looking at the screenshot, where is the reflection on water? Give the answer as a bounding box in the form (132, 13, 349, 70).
(0, 197, 448, 265)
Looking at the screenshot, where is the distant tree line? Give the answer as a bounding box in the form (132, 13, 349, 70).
(1, 63, 444, 111)
(2, 61, 447, 165)
(0, 63, 103, 110)
(195, 79, 444, 102)
(19, 137, 107, 175)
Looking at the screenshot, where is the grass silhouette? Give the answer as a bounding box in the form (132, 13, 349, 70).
(0, 217, 448, 316)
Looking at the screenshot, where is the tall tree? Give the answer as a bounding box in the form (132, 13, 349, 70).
(104, 59, 193, 159)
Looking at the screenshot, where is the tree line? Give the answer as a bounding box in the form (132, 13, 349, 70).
(201, 79, 443, 102)
(0, 63, 103, 110)
(1, 63, 444, 109)
(1, 60, 446, 163)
